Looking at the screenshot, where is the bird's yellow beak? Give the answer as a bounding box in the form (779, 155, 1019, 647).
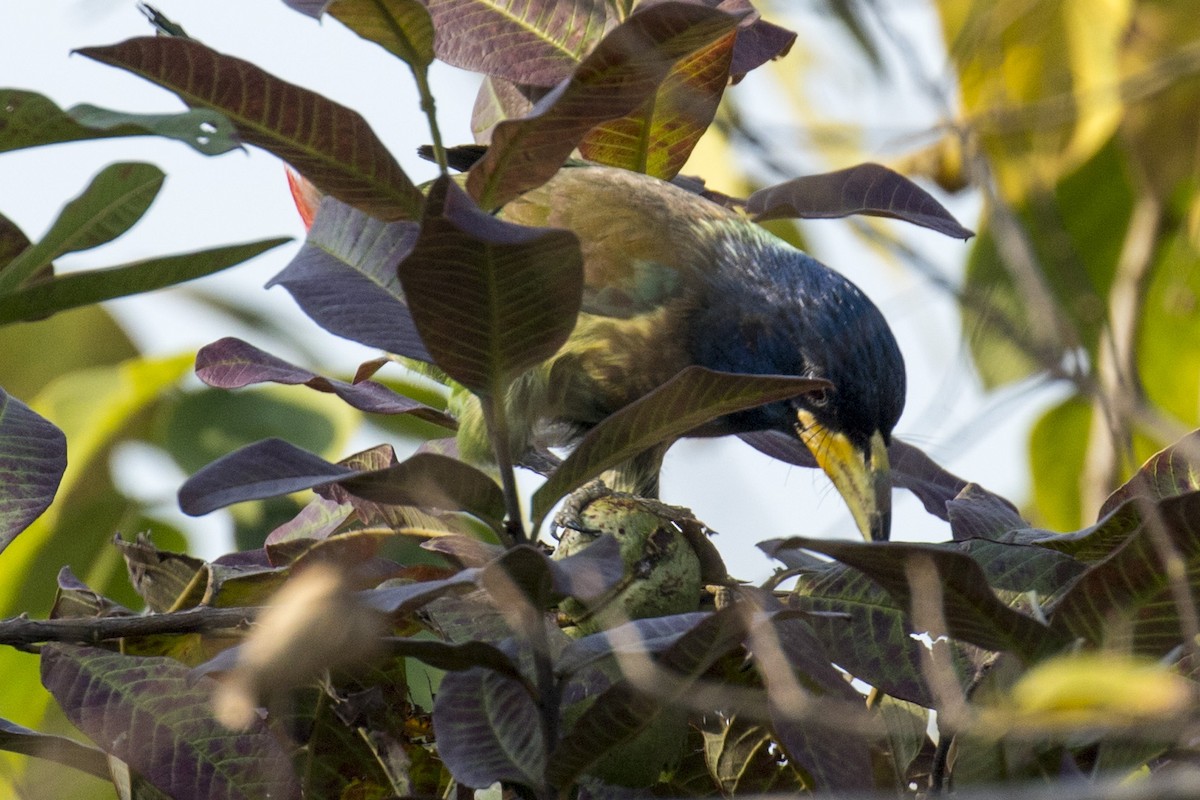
(795, 409, 891, 541)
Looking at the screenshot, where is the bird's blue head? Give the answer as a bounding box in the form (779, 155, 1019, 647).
(685, 221, 905, 539)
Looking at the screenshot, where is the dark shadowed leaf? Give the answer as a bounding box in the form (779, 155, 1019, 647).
(0, 89, 242, 156)
(77, 37, 423, 220)
(0, 388, 66, 553)
(726, 11, 796, 80)
(0, 211, 31, 272)
(50, 566, 133, 621)
(0, 162, 163, 293)
(433, 666, 547, 792)
(425, 0, 613, 87)
(548, 606, 753, 787)
(195, 337, 452, 425)
(1048, 491, 1200, 657)
(1098, 429, 1200, 517)
(750, 613, 874, 790)
(466, 3, 739, 209)
(777, 554, 939, 706)
(422, 534, 505, 567)
(555, 612, 712, 676)
(763, 538, 1066, 662)
(267, 196, 430, 360)
(0, 718, 110, 780)
(579, 29, 735, 178)
(337, 453, 505, 524)
(398, 176, 583, 395)
(946, 483, 1034, 541)
(0, 239, 289, 325)
(41, 644, 299, 800)
(532, 368, 825, 526)
(701, 716, 806, 795)
(384, 636, 521, 677)
(178, 437, 354, 516)
(746, 163, 975, 240)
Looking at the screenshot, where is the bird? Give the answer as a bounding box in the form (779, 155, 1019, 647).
(427, 151, 906, 542)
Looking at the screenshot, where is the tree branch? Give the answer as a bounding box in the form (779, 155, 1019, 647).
(0, 607, 258, 650)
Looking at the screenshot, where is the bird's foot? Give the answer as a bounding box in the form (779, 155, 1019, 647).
(551, 479, 615, 539)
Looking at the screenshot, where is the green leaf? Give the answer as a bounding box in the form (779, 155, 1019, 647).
(466, 3, 739, 209)
(324, 0, 436, 68)
(398, 176, 583, 397)
(1099, 429, 1200, 515)
(531, 367, 825, 527)
(0, 238, 289, 325)
(577, 28, 735, 178)
(40, 644, 300, 799)
(77, 37, 424, 221)
(0, 89, 242, 156)
(0, 162, 164, 293)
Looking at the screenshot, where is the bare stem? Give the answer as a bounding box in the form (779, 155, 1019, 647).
(480, 395, 527, 545)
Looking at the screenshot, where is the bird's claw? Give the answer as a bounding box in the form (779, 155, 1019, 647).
(551, 479, 614, 539)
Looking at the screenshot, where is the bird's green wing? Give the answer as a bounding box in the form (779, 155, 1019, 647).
(499, 166, 736, 318)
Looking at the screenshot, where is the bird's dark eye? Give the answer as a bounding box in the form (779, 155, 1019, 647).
(808, 387, 829, 407)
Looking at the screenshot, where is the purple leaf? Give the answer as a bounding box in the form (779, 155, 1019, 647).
(746, 162, 975, 240)
(0, 387, 66, 553)
(41, 644, 299, 799)
(425, 0, 614, 87)
(178, 438, 354, 516)
(267, 196, 430, 360)
(434, 666, 547, 792)
(195, 337, 452, 424)
(336, 452, 506, 524)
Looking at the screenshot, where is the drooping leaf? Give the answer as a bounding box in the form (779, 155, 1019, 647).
(0, 239, 290, 325)
(178, 437, 355, 516)
(579, 28, 735, 178)
(336, 453, 506, 525)
(0, 162, 164, 293)
(532, 367, 825, 526)
(746, 163, 975, 239)
(113, 534, 208, 613)
(1047, 491, 1200, 657)
(41, 644, 299, 800)
(763, 538, 1067, 662)
(0, 718, 110, 780)
(433, 665, 547, 793)
(424, 0, 614, 87)
(0, 89, 241, 156)
(77, 37, 423, 220)
(194, 337, 453, 425)
(0, 388, 67, 553)
(266, 196, 430, 360)
(398, 176, 583, 396)
(467, 3, 740, 209)
(360, 569, 480, 615)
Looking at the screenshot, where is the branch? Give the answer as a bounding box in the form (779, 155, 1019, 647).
(0, 607, 258, 650)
